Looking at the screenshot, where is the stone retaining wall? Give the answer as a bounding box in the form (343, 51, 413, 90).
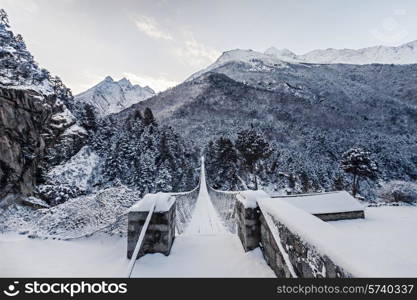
(259, 209, 351, 278)
(314, 210, 364, 221)
(234, 191, 355, 277)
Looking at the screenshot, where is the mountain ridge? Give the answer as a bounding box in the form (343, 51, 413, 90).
(265, 39, 417, 65)
(75, 76, 155, 116)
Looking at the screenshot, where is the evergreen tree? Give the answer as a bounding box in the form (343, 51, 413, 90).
(235, 129, 271, 190)
(143, 107, 156, 126)
(340, 147, 377, 197)
(155, 162, 173, 192)
(0, 9, 9, 28)
(81, 104, 97, 132)
(207, 137, 239, 189)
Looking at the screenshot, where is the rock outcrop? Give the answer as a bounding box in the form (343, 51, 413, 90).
(0, 86, 55, 202)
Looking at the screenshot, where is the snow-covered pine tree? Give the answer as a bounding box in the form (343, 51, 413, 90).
(235, 129, 271, 190)
(155, 162, 173, 192)
(143, 107, 157, 126)
(340, 147, 378, 197)
(205, 137, 239, 190)
(80, 104, 97, 133)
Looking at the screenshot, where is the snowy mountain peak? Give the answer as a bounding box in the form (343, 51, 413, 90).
(103, 75, 114, 82)
(403, 39, 417, 49)
(118, 77, 132, 90)
(187, 49, 289, 81)
(216, 48, 287, 65)
(266, 39, 417, 65)
(264, 47, 298, 61)
(75, 76, 155, 116)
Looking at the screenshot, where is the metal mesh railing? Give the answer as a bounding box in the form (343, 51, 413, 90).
(207, 186, 239, 234)
(172, 186, 200, 235)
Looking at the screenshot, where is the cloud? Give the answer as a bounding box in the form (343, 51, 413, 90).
(174, 31, 220, 67)
(122, 72, 179, 92)
(133, 15, 172, 41)
(1, 0, 39, 19)
(70, 70, 107, 94)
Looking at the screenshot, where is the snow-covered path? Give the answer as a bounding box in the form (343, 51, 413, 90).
(185, 158, 226, 235)
(131, 234, 274, 277)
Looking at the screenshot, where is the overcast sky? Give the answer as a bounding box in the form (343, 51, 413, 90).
(1, 0, 417, 93)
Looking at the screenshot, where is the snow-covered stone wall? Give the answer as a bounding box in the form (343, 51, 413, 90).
(233, 191, 372, 277)
(271, 191, 365, 221)
(259, 207, 352, 278)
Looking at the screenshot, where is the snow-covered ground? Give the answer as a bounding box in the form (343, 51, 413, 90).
(131, 234, 274, 277)
(329, 206, 417, 277)
(0, 232, 274, 278)
(0, 233, 129, 277)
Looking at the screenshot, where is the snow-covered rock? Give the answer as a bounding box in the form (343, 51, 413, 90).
(44, 146, 99, 192)
(75, 76, 155, 116)
(0, 9, 88, 202)
(0, 186, 142, 239)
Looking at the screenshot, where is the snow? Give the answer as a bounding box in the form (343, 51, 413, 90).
(236, 190, 269, 208)
(131, 234, 275, 277)
(187, 49, 289, 81)
(21, 197, 50, 208)
(0, 233, 129, 277)
(266, 39, 417, 65)
(185, 158, 226, 235)
(45, 146, 98, 191)
(75, 76, 155, 116)
(264, 47, 299, 62)
(259, 198, 417, 277)
(128, 193, 174, 213)
(274, 191, 364, 214)
(51, 107, 76, 126)
(0, 232, 274, 278)
(188, 39, 417, 83)
(329, 206, 417, 277)
(60, 124, 87, 137)
(0, 187, 140, 239)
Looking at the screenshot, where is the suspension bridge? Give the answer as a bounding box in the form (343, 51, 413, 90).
(126, 157, 367, 278)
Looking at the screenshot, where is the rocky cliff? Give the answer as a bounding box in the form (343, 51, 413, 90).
(0, 87, 55, 203)
(0, 10, 88, 205)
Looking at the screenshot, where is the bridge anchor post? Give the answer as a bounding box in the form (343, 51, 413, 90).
(127, 193, 176, 259)
(236, 191, 269, 252)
